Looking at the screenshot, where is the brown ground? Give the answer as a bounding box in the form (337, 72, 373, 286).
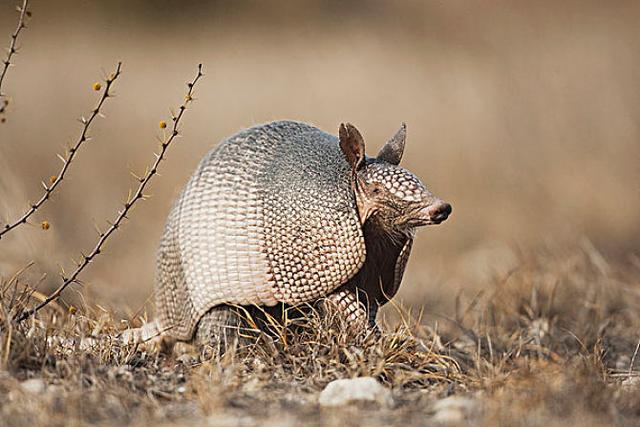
(1, 1, 639, 426)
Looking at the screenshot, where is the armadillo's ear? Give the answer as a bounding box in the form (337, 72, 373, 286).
(377, 123, 406, 165)
(339, 123, 366, 171)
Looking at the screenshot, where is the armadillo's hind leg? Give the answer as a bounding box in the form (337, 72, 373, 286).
(194, 305, 258, 354)
(323, 286, 379, 331)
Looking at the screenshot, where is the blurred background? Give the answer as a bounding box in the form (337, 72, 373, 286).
(0, 0, 638, 317)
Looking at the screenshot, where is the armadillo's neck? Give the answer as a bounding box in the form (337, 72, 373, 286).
(364, 215, 408, 248)
(363, 220, 401, 257)
(353, 220, 407, 304)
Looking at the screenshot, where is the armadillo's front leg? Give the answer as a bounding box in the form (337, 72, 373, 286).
(323, 285, 379, 329)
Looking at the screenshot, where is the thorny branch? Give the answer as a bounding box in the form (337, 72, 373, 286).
(0, 62, 123, 241)
(16, 64, 205, 323)
(0, 0, 30, 120)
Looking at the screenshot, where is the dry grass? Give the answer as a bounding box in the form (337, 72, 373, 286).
(451, 244, 640, 425)
(1, 245, 639, 426)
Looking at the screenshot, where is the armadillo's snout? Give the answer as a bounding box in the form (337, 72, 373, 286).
(420, 200, 452, 225)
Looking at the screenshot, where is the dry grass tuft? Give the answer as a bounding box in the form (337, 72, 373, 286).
(223, 304, 462, 386)
(444, 243, 640, 425)
(455, 242, 640, 377)
(1, 244, 640, 425)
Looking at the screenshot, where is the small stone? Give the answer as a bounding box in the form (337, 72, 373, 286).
(433, 408, 464, 424)
(262, 415, 297, 427)
(20, 378, 46, 395)
(318, 377, 393, 407)
(206, 414, 254, 427)
(621, 376, 640, 389)
(615, 355, 631, 371)
(431, 396, 478, 424)
(242, 377, 263, 394)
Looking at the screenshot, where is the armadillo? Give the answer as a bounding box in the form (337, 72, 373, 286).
(128, 120, 451, 346)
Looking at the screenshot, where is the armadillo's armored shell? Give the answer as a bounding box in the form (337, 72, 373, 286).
(155, 121, 366, 340)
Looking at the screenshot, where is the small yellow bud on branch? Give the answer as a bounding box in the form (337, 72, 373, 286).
(0, 62, 123, 241)
(15, 63, 205, 323)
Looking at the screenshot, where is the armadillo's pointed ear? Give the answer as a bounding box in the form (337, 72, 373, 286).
(339, 123, 366, 171)
(377, 123, 406, 165)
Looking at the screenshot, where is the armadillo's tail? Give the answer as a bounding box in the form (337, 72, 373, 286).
(119, 319, 167, 345)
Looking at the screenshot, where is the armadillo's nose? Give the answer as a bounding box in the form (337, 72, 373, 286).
(425, 201, 452, 224)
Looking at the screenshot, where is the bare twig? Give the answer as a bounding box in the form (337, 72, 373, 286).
(629, 338, 640, 376)
(0, 62, 123, 241)
(16, 64, 204, 323)
(0, 0, 30, 120)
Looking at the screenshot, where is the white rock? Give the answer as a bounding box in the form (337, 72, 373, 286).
(318, 377, 393, 407)
(621, 376, 640, 389)
(615, 355, 631, 371)
(20, 378, 46, 395)
(206, 414, 254, 426)
(261, 415, 297, 427)
(431, 396, 478, 424)
(433, 408, 465, 424)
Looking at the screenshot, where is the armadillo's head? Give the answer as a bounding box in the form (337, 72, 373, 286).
(339, 123, 452, 237)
